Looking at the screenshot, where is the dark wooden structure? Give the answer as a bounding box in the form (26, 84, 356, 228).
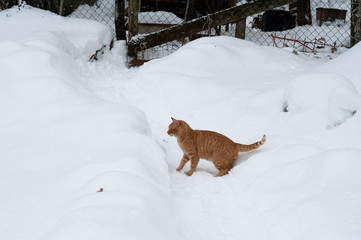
(297, 0, 312, 26)
(316, 8, 347, 26)
(263, 10, 296, 32)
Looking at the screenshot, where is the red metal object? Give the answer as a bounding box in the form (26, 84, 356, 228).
(270, 34, 315, 52)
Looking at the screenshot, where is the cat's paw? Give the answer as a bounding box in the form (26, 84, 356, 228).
(185, 171, 194, 176)
(216, 171, 228, 177)
(176, 167, 182, 171)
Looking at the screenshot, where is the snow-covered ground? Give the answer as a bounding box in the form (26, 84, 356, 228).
(1, 6, 361, 240)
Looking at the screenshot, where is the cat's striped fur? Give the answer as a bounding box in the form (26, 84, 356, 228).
(167, 118, 266, 177)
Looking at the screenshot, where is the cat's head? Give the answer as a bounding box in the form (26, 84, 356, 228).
(167, 117, 180, 136)
(167, 117, 190, 137)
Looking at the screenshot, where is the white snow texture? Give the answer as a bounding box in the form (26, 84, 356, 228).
(1, 5, 361, 240)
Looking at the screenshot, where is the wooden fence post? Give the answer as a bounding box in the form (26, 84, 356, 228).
(128, 0, 139, 42)
(58, 0, 64, 15)
(115, 0, 126, 40)
(297, 0, 312, 26)
(351, 0, 361, 46)
(235, 18, 246, 39)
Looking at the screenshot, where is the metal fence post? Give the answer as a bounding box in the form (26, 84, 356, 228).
(115, 0, 126, 40)
(351, 0, 361, 46)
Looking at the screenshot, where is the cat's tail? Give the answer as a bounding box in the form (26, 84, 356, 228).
(236, 134, 266, 152)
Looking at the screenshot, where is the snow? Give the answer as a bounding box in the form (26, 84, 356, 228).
(1, 5, 361, 240)
(70, 0, 116, 30)
(284, 72, 361, 128)
(0, 6, 113, 59)
(139, 11, 183, 24)
(0, 6, 175, 240)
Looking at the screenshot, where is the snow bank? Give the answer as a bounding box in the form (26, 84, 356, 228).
(240, 149, 361, 240)
(317, 41, 361, 92)
(0, 7, 177, 240)
(0, 6, 113, 59)
(124, 36, 314, 131)
(70, 0, 116, 29)
(100, 36, 360, 240)
(284, 72, 361, 128)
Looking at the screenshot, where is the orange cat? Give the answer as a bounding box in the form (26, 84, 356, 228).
(167, 118, 266, 177)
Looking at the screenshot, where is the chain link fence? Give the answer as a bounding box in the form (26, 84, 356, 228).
(70, 0, 115, 30)
(129, 0, 355, 59)
(248, 1, 350, 49)
(1, 0, 359, 61)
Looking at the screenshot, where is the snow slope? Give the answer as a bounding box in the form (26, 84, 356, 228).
(0, 7, 177, 240)
(1, 6, 361, 240)
(83, 38, 361, 239)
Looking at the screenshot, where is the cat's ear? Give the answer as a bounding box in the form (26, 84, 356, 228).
(171, 117, 179, 126)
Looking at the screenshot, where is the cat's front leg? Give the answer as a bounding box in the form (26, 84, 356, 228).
(185, 155, 200, 176)
(176, 154, 190, 171)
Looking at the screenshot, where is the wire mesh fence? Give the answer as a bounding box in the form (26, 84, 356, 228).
(1, 0, 359, 61)
(249, 1, 351, 49)
(69, 0, 115, 30)
(129, 0, 354, 59)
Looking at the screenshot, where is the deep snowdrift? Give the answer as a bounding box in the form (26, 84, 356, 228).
(80, 35, 361, 240)
(108, 37, 361, 240)
(0, 6, 113, 59)
(0, 7, 176, 240)
(284, 72, 360, 129)
(1, 6, 361, 240)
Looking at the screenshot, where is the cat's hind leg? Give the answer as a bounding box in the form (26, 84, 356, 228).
(176, 154, 190, 171)
(214, 159, 233, 177)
